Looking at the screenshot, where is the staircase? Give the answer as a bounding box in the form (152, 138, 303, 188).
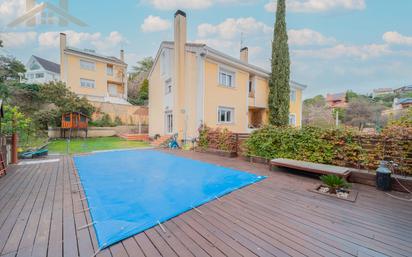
(118, 134, 149, 141)
(151, 135, 172, 147)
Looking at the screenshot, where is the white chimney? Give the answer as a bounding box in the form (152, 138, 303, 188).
(60, 33, 67, 81)
(120, 49, 124, 62)
(240, 47, 248, 63)
(173, 9, 187, 137)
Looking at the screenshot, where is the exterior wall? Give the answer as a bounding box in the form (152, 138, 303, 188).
(203, 59, 248, 133)
(252, 76, 269, 108)
(289, 87, 303, 127)
(64, 54, 126, 99)
(91, 101, 148, 125)
(148, 54, 165, 137)
(25, 70, 59, 84)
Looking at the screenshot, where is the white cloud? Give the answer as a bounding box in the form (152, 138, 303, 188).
(382, 31, 412, 46)
(38, 31, 127, 52)
(288, 29, 336, 46)
(145, 0, 254, 10)
(265, 0, 366, 13)
(146, 0, 213, 10)
(197, 17, 271, 40)
(292, 43, 390, 60)
(0, 31, 37, 48)
(0, 0, 25, 25)
(141, 15, 171, 32)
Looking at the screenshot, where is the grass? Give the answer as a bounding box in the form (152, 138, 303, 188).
(48, 136, 150, 154)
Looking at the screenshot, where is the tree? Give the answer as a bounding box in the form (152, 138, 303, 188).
(344, 97, 385, 130)
(0, 55, 26, 83)
(2, 105, 32, 136)
(302, 95, 334, 128)
(129, 57, 153, 80)
(268, 0, 290, 126)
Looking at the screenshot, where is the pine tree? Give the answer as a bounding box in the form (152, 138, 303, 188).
(268, 0, 290, 126)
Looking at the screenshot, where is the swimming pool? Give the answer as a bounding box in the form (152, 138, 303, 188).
(73, 149, 266, 249)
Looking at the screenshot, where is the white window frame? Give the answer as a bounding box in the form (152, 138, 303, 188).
(290, 89, 297, 102)
(35, 73, 44, 78)
(289, 113, 296, 126)
(80, 59, 95, 71)
(165, 79, 172, 94)
(165, 111, 173, 134)
(218, 67, 235, 88)
(106, 65, 113, 76)
(80, 78, 95, 88)
(217, 106, 234, 124)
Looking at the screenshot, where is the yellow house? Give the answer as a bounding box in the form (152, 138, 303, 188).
(59, 33, 147, 124)
(148, 10, 306, 140)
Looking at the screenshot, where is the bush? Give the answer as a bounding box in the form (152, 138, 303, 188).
(90, 114, 115, 127)
(197, 125, 236, 152)
(114, 116, 123, 126)
(245, 126, 334, 163)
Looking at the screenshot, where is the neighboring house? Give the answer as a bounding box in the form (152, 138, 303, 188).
(393, 98, 412, 110)
(148, 10, 306, 140)
(326, 93, 347, 109)
(394, 85, 412, 94)
(372, 88, 393, 98)
(25, 55, 60, 84)
(59, 33, 146, 124)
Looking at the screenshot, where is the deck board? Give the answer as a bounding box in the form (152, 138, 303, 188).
(0, 151, 411, 257)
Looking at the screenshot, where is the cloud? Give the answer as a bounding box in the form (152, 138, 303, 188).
(292, 43, 390, 60)
(288, 29, 336, 46)
(141, 15, 171, 32)
(0, 0, 25, 25)
(382, 31, 412, 46)
(145, 0, 254, 10)
(197, 17, 271, 40)
(265, 0, 366, 13)
(38, 30, 127, 52)
(0, 31, 37, 48)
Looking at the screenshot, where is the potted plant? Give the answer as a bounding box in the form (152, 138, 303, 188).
(312, 174, 358, 201)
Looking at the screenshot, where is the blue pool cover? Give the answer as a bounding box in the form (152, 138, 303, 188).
(73, 150, 266, 249)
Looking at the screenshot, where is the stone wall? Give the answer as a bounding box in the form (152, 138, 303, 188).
(48, 125, 148, 138)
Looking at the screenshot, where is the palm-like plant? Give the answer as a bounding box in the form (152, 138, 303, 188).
(320, 175, 351, 194)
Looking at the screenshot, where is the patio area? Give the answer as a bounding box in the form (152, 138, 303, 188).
(0, 150, 411, 257)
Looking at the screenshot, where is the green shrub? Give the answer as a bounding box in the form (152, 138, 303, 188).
(114, 116, 123, 126)
(320, 174, 350, 194)
(90, 114, 115, 127)
(245, 126, 334, 163)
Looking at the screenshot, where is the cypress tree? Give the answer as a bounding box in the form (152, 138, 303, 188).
(269, 0, 290, 126)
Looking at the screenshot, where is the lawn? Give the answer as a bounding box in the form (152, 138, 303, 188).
(48, 137, 150, 154)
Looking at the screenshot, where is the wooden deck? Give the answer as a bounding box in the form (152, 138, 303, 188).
(1, 151, 412, 257)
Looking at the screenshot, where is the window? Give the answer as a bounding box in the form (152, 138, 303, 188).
(165, 111, 173, 134)
(290, 89, 296, 102)
(289, 114, 296, 126)
(107, 65, 113, 76)
(30, 62, 40, 70)
(218, 107, 234, 123)
(108, 83, 118, 96)
(165, 79, 172, 94)
(80, 60, 95, 71)
(80, 78, 95, 88)
(219, 68, 235, 87)
(35, 73, 44, 78)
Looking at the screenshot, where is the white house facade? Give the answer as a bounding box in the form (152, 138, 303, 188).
(25, 55, 60, 84)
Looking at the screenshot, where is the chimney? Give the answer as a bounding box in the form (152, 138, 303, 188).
(173, 10, 187, 136)
(60, 33, 67, 82)
(120, 49, 124, 62)
(240, 47, 248, 63)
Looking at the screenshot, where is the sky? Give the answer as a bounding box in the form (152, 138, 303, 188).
(1, 0, 412, 98)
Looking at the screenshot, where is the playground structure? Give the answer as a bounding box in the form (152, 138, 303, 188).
(60, 112, 89, 138)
